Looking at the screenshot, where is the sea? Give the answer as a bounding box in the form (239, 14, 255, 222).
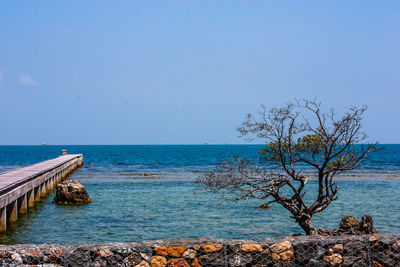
(0, 145, 399, 244)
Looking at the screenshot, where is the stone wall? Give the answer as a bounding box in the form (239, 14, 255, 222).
(0, 234, 399, 266)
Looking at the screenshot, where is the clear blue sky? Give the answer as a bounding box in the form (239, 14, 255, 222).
(0, 1, 399, 145)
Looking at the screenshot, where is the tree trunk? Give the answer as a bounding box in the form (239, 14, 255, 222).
(297, 216, 319, 235)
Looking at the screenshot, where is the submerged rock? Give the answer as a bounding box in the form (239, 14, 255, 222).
(143, 173, 158, 178)
(53, 180, 92, 205)
(256, 203, 271, 209)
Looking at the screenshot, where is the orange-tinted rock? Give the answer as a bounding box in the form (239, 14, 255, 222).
(270, 241, 292, 254)
(328, 244, 343, 254)
(49, 250, 63, 256)
(201, 244, 223, 253)
(279, 249, 294, 262)
(26, 250, 41, 256)
(369, 235, 381, 242)
(151, 256, 167, 267)
(99, 249, 113, 257)
(156, 246, 168, 256)
(269, 241, 293, 263)
(181, 249, 196, 259)
(271, 253, 280, 263)
(136, 260, 150, 267)
(167, 246, 186, 257)
(193, 246, 200, 251)
(167, 258, 190, 267)
(324, 254, 343, 266)
(271, 249, 294, 263)
(191, 258, 201, 267)
(373, 260, 383, 267)
(241, 244, 263, 252)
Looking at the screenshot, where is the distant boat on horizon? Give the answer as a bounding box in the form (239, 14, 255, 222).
(42, 142, 48, 146)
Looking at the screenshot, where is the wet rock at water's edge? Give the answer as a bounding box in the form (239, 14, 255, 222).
(53, 180, 92, 205)
(337, 214, 378, 235)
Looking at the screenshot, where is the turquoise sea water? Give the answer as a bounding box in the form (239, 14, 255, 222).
(0, 145, 399, 244)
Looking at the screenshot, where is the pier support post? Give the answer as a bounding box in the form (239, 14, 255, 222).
(0, 207, 6, 232)
(49, 177, 54, 191)
(28, 189, 35, 208)
(9, 200, 18, 223)
(40, 183, 47, 197)
(19, 194, 28, 214)
(46, 180, 51, 193)
(34, 186, 41, 202)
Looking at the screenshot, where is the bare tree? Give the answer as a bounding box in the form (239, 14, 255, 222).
(197, 99, 381, 235)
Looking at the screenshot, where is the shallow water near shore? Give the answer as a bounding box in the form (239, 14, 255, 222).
(0, 145, 399, 244)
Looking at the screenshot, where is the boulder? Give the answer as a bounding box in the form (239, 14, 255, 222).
(359, 215, 378, 234)
(338, 215, 378, 235)
(269, 241, 294, 263)
(167, 258, 190, 267)
(52, 180, 92, 205)
(324, 253, 343, 266)
(339, 215, 360, 233)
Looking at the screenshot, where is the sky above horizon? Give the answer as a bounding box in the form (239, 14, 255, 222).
(0, 1, 399, 145)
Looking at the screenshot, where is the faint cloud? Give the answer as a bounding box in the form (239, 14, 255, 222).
(18, 74, 37, 86)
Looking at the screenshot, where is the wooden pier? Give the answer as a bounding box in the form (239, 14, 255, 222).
(0, 151, 83, 232)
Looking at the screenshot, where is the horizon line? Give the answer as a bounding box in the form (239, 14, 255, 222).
(0, 143, 398, 146)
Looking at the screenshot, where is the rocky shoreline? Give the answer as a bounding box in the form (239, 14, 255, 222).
(0, 234, 399, 266)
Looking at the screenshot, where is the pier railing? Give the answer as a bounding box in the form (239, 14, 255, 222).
(0, 151, 83, 232)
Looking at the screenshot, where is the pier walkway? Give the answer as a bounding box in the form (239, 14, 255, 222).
(0, 151, 83, 232)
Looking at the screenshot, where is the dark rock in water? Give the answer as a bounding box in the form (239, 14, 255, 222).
(339, 215, 360, 233)
(359, 214, 378, 234)
(256, 203, 271, 209)
(53, 180, 92, 205)
(337, 214, 377, 235)
(143, 173, 158, 178)
(311, 214, 378, 236)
